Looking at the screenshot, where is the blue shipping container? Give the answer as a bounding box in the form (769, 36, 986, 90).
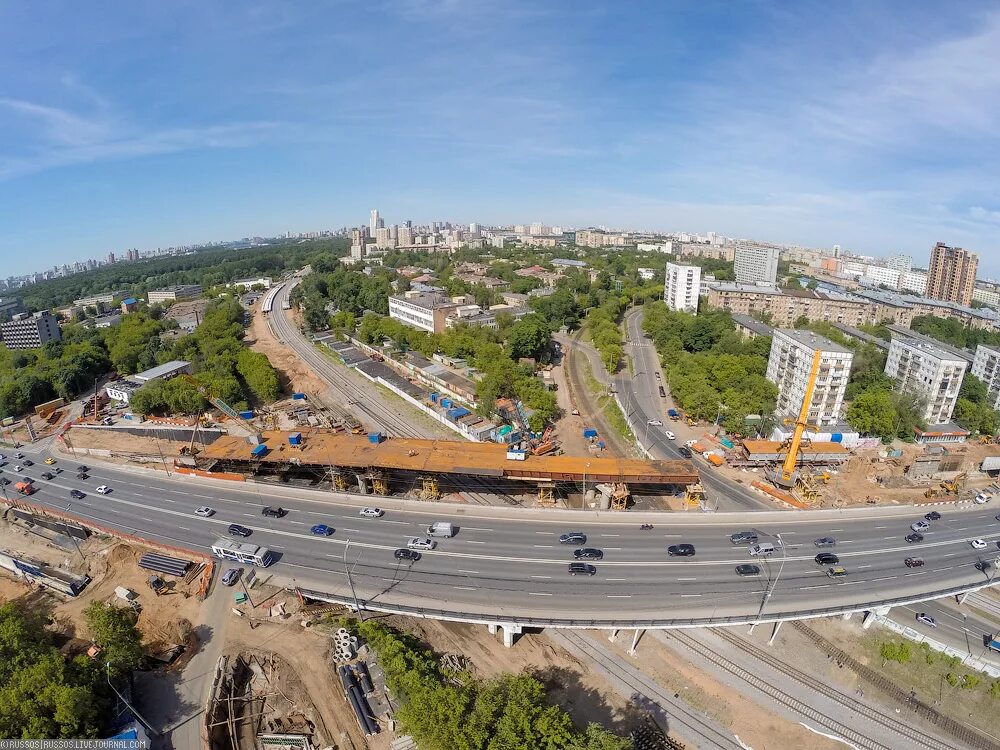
(289, 432, 302, 445)
(239, 410, 254, 420)
(251, 444, 268, 457)
(430, 393, 439, 403)
(831, 433, 843, 443)
(292, 393, 306, 400)
(583, 428, 598, 439)
(440, 398, 452, 408)
(368, 432, 383, 444)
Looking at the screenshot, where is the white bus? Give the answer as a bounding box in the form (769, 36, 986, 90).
(211, 538, 275, 567)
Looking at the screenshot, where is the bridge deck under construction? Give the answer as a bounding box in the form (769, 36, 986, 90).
(199, 430, 698, 485)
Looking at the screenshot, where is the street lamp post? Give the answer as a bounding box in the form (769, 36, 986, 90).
(754, 531, 786, 623)
(344, 539, 364, 621)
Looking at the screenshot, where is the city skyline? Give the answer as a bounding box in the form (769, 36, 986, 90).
(1, 3, 999, 275)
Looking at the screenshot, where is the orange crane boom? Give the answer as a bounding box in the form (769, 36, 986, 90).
(776, 349, 822, 488)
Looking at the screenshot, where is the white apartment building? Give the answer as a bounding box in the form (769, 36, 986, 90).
(388, 292, 459, 334)
(638, 268, 659, 280)
(899, 270, 928, 295)
(972, 344, 1000, 410)
(664, 263, 701, 314)
(766, 329, 853, 426)
(886, 254, 913, 273)
(0, 310, 61, 349)
(734, 245, 779, 286)
(148, 285, 203, 303)
(862, 265, 900, 289)
(884, 334, 967, 425)
(972, 287, 1000, 307)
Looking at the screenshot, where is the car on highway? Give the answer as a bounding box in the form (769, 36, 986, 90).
(96, 485, 110, 494)
(573, 548, 603, 560)
(13, 465, 22, 472)
(813, 537, 836, 548)
(654, 372, 661, 380)
(924, 511, 942, 520)
(658, 386, 666, 397)
(905, 532, 924, 543)
(974, 561, 992, 572)
(730, 531, 758, 545)
(76, 465, 88, 473)
(228, 524, 252, 537)
(996, 513, 1000, 522)
(568, 562, 597, 576)
(559, 532, 586, 545)
(974, 493, 993, 505)
(40, 472, 54, 480)
(815, 553, 839, 565)
(359, 507, 384, 518)
(0, 478, 9, 486)
(915, 613, 937, 628)
(970, 538, 987, 550)
(76, 473, 88, 480)
(668, 543, 696, 557)
(748, 542, 777, 557)
(195, 506, 215, 517)
(647, 419, 663, 426)
(44, 458, 56, 465)
(13, 453, 23, 459)
(407, 537, 436, 551)
(310, 524, 334, 536)
(22, 459, 32, 467)
(910, 520, 930, 533)
(261, 506, 286, 518)
(395, 548, 420, 562)
(664, 431, 676, 440)
(69, 489, 85, 499)
(221, 568, 242, 587)
(678, 447, 692, 458)
(826, 566, 848, 578)
(735, 564, 761, 577)
(904, 557, 924, 567)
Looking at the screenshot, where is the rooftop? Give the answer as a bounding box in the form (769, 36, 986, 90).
(391, 292, 455, 310)
(730, 313, 774, 337)
(886, 325, 974, 364)
(774, 328, 852, 354)
(133, 360, 191, 382)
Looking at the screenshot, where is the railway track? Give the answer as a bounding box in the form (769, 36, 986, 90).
(666, 629, 954, 750)
(553, 630, 744, 750)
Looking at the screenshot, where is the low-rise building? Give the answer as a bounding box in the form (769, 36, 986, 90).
(731, 313, 774, 339)
(707, 284, 916, 328)
(133, 360, 192, 383)
(388, 292, 459, 334)
(229, 277, 273, 291)
(638, 267, 660, 281)
(148, 285, 203, 304)
(120, 297, 139, 314)
(766, 329, 853, 426)
(885, 334, 967, 424)
(0, 311, 61, 349)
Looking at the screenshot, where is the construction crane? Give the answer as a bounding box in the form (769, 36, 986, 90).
(769, 349, 822, 490)
(180, 375, 259, 435)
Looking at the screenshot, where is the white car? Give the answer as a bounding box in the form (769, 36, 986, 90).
(974, 493, 993, 505)
(910, 520, 930, 533)
(685, 439, 697, 448)
(970, 538, 987, 550)
(915, 613, 937, 628)
(96, 485, 110, 495)
(647, 419, 663, 427)
(359, 507, 384, 518)
(13, 465, 22, 472)
(195, 506, 216, 518)
(664, 431, 676, 440)
(407, 537, 436, 551)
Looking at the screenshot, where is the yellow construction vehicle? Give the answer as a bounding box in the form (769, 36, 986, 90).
(768, 350, 823, 490)
(939, 473, 967, 495)
(683, 482, 705, 508)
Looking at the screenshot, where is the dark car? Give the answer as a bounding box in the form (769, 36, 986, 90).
(76, 472, 89, 480)
(736, 564, 761, 577)
(262, 506, 286, 518)
(658, 385, 666, 397)
(76, 465, 88, 473)
(40, 472, 54, 480)
(568, 562, 597, 576)
(905, 533, 924, 543)
(228, 524, 252, 537)
(69, 489, 85, 499)
(730, 531, 758, 545)
(905, 557, 924, 568)
(394, 548, 420, 562)
(559, 532, 586, 545)
(21, 459, 33, 467)
(813, 537, 836, 548)
(815, 552, 840, 565)
(924, 511, 942, 521)
(668, 544, 696, 557)
(678, 447, 692, 458)
(975, 561, 993, 573)
(310, 524, 334, 536)
(0, 478, 9, 486)
(573, 548, 603, 560)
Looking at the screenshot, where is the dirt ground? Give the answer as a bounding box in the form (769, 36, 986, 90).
(247, 302, 332, 398)
(62, 426, 191, 468)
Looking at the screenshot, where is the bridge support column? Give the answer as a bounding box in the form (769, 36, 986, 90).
(747, 623, 756, 635)
(768, 620, 782, 645)
(957, 591, 971, 606)
(608, 629, 619, 643)
(354, 473, 368, 494)
(501, 624, 521, 648)
(487, 624, 498, 635)
(627, 628, 644, 656)
(863, 605, 891, 629)
(842, 612, 853, 620)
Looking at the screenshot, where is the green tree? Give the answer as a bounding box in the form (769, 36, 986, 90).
(83, 602, 145, 678)
(846, 389, 897, 442)
(236, 349, 280, 403)
(507, 314, 551, 360)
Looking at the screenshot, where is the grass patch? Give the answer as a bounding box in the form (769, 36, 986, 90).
(577, 357, 635, 443)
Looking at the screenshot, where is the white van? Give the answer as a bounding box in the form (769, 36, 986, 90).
(426, 521, 455, 538)
(748, 542, 777, 557)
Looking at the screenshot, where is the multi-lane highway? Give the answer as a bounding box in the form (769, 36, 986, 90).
(5, 439, 999, 630)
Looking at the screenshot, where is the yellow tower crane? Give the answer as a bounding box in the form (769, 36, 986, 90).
(770, 349, 823, 490)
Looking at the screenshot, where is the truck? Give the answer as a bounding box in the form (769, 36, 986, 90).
(426, 521, 455, 538)
(667, 409, 680, 421)
(14, 481, 35, 496)
(989, 635, 1000, 655)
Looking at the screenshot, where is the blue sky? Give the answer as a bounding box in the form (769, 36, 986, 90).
(2, 1, 1000, 276)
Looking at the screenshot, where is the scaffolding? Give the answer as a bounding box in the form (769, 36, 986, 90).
(419, 476, 440, 500)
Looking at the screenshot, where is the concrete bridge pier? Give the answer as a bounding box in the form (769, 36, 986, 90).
(843, 611, 853, 620)
(354, 473, 368, 494)
(863, 605, 891, 629)
(608, 629, 619, 643)
(487, 623, 522, 647)
(627, 628, 644, 656)
(487, 624, 498, 635)
(768, 620, 782, 645)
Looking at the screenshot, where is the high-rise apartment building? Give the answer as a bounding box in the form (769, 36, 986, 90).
(971, 344, 1000, 410)
(663, 263, 701, 314)
(886, 254, 912, 273)
(734, 245, 780, 286)
(0, 310, 61, 349)
(766, 330, 853, 426)
(370, 209, 380, 236)
(925, 242, 978, 306)
(107, 252, 116, 264)
(398, 226, 413, 246)
(884, 333, 967, 425)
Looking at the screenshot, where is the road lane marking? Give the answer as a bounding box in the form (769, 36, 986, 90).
(607, 595, 631, 598)
(531, 575, 552, 579)
(677, 577, 697, 581)
(533, 544, 553, 548)
(463, 527, 492, 532)
(453, 586, 476, 591)
(680, 594, 702, 598)
(872, 576, 898, 582)
(601, 534, 621, 537)
(528, 592, 552, 596)
(458, 570, 479, 574)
